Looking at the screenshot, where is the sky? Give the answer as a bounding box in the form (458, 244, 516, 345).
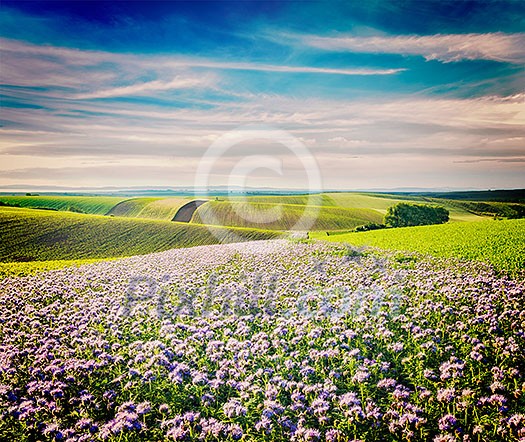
(0, 0, 524, 191)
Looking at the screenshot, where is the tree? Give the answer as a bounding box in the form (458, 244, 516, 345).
(384, 203, 449, 227)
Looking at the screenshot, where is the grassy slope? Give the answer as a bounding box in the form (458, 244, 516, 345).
(0, 195, 124, 214)
(191, 201, 383, 231)
(0, 207, 281, 262)
(325, 193, 412, 211)
(105, 197, 162, 217)
(0, 193, 491, 224)
(424, 198, 525, 219)
(325, 192, 485, 222)
(231, 194, 336, 206)
(138, 197, 193, 220)
(311, 219, 525, 274)
(106, 197, 191, 220)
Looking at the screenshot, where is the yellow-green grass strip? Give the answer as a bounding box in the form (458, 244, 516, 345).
(0, 195, 125, 215)
(311, 219, 525, 275)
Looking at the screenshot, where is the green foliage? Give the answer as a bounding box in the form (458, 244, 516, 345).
(354, 223, 385, 232)
(384, 203, 449, 227)
(312, 219, 525, 275)
(0, 207, 281, 262)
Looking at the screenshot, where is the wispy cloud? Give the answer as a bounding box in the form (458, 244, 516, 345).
(0, 38, 403, 98)
(454, 158, 525, 164)
(164, 60, 405, 76)
(296, 32, 525, 63)
(74, 76, 215, 99)
(1, 36, 524, 189)
(2, 92, 523, 159)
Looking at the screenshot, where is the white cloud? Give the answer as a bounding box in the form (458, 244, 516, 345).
(1, 38, 523, 188)
(0, 37, 403, 97)
(328, 137, 366, 146)
(171, 60, 404, 75)
(298, 32, 525, 63)
(74, 76, 215, 99)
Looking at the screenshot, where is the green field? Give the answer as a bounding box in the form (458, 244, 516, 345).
(0, 193, 496, 226)
(424, 197, 525, 219)
(105, 197, 192, 220)
(0, 207, 281, 263)
(231, 194, 336, 206)
(325, 192, 487, 222)
(0, 195, 125, 214)
(137, 197, 194, 219)
(0, 258, 115, 278)
(311, 218, 525, 274)
(104, 197, 162, 217)
(0, 195, 197, 221)
(192, 201, 384, 230)
(325, 192, 412, 211)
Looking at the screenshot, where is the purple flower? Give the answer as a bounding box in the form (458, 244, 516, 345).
(377, 378, 397, 389)
(223, 398, 246, 418)
(438, 414, 457, 431)
(437, 388, 456, 403)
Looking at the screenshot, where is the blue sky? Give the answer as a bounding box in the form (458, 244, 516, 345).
(0, 0, 524, 190)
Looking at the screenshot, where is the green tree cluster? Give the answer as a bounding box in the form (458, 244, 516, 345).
(384, 203, 449, 227)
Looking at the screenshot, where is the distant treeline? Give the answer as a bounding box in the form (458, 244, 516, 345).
(425, 199, 525, 219)
(395, 189, 525, 203)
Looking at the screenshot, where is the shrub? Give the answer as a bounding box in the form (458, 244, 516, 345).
(384, 203, 449, 227)
(355, 223, 386, 232)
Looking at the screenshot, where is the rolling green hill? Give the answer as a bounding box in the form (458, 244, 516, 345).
(230, 194, 336, 206)
(138, 197, 194, 220)
(325, 192, 485, 222)
(105, 197, 194, 220)
(0, 195, 125, 214)
(0, 193, 505, 226)
(324, 192, 412, 211)
(0, 207, 281, 263)
(424, 198, 525, 219)
(191, 201, 383, 230)
(104, 197, 162, 217)
(311, 218, 525, 274)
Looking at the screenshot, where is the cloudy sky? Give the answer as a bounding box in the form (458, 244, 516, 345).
(0, 0, 524, 190)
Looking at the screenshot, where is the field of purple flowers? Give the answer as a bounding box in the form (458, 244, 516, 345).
(1, 240, 524, 441)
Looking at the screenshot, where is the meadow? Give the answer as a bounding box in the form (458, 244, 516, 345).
(311, 219, 525, 275)
(1, 240, 524, 441)
(0, 192, 524, 441)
